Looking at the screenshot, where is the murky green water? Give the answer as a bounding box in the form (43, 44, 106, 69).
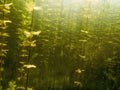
(0, 0, 120, 90)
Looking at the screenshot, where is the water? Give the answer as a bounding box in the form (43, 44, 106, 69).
(0, 0, 120, 90)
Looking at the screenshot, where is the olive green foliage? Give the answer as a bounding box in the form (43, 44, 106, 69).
(1, 0, 120, 90)
(0, 0, 12, 89)
(7, 81, 16, 90)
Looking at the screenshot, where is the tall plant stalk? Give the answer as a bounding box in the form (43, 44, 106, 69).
(25, 1, 35, 90)
(0, 0, 12, 89)
(16, 0, 40, 89)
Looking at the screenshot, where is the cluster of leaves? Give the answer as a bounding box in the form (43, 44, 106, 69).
(7, 80, 16, 90)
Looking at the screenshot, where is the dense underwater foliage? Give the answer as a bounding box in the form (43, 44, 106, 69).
(0, 0, 120, 90)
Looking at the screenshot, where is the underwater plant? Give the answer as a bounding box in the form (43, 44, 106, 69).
(0, 0, 12, 89)
(15, 0, 40, 90)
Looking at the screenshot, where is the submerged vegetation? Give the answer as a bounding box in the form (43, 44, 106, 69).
(0, 0, 12, 89)
(0, 0, 120, 90)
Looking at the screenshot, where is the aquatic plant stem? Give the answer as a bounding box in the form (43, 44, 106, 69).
(25, 0, 36, 89)
(25, 47, 31, 90)
(0, 0, 5, 87)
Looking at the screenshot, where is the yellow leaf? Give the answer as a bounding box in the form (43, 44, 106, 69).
(30, 40, 36, 47)
(0, 32, 9, 37)
(81, 30, 88, 34)
(30, 43, 36, 47)
(20, 54, 28, 57)
(32, 31, 41, 36)
(79, 40, 87, 42)
(0, 43, 7, 46)
(3, 20, 12, 23)
(75, 68, 85, 74)
(24, 64, 36, 69)
(24, 31, 32, 38)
